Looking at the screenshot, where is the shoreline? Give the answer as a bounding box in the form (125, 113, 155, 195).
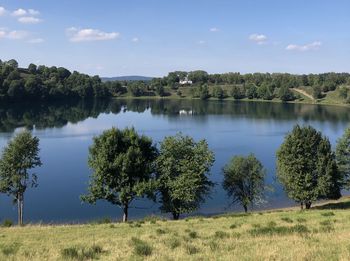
(113, 95, 350, 108)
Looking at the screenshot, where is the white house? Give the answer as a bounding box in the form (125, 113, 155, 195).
(179, 77, 193, 85)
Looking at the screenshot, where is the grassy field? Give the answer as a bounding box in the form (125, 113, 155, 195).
(1, 198, 350, 260)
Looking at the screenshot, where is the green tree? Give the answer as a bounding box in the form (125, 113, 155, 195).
(276, 125, 341, 209)
(335, 128, 350, 189)
(0, 130, 42, 225)
(156, 134, 215, 219)
(231, 86, 245, 99)
(312, 86, 323, 99)
(245, 83, 257, 99)
(278, 87, 295, 101)
(81, 127, 157, 222)
(212, 86, 225, 99)
(222, 154, 266, 212)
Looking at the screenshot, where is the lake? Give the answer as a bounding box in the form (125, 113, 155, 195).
(0, 99, 349, 223)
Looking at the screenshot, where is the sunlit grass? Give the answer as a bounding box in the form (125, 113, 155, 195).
(1, 199, 350, 260)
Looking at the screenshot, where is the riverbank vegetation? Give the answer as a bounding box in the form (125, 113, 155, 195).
(2, 59, 350, 106)
(1, 124, 350, 225)
(0, 198, 350, 260)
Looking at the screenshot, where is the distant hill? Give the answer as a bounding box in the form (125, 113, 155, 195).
(101, 76, 154, 82)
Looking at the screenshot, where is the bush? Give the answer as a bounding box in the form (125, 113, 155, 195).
(156, 228, 167, 235)
(321, 212, 335, 217)
(61, 245, 103, 260)
(280, 217, 293, 223)
(214, 231, 229, 239)
(188, 231, 198, 239)
(1, 219, 13, 227)
(167, 238, 181, 249)
(130, 237, 153, 256)
(0, 242, 20, 256)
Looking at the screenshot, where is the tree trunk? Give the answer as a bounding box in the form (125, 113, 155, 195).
(305, 201, 312, 209)
(243, 205, 248, 213)
(122, 205, 128, 222)
(300, 202, 304, 210)
(172, 212, 180, 220)
(17, 193, 24, 226)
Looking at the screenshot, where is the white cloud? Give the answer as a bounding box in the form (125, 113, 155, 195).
(18, 16, 42, 24)
(286, 41, 322, 51)
(0, 6, 6, 16)
(28, 38, 44, 44)
(198, 40, 206, 45)
(132, 37, 139, 43)
(12, 8, 27, 16)
(67, 27, 120, 42)
(249, 34, 268, 44)
(7, 30, 29, 39)
(28, 9, 40, 16)
(209, 27, 219, 32)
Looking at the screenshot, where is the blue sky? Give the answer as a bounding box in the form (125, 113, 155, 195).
(0, 0, 349, 77)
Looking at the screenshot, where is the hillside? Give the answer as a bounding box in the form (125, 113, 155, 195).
(1, 198, 350, 260)
(101, 76, 153, 82)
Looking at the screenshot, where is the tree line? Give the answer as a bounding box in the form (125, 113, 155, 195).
(1, 125, 350, 225)
(0, 59, 124, 101)
(2, 59, 350, 102)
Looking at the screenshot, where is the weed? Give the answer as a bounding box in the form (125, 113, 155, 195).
(296, 217, 306, 223)
(281, 217, 293, 223)
(188, 231, 198, 239)
(156, 228, 167, 235)
(167, 238, 181, 249)
(214, 231, 229, 239)
(321, 212, 335, 217)
(130, 237, 152, 256)
(61, 244, 103, 260)
(0, 242, 20, 256)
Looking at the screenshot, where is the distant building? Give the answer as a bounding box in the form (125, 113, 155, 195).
(179, 77, 193, 85)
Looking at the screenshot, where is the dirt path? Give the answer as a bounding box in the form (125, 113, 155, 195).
(293, 88, 315, 101)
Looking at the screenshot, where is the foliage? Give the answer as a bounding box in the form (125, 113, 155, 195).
(278, 87, 295, 101)
(156, 133, 215, 219)
(222, 154, 266, 212)
(0, 130, 42, 225)
(212, 86, 225, 99)
(335, 127, 350, 188)
(81, 127, 157, 222)
(276, 125, 342, 209)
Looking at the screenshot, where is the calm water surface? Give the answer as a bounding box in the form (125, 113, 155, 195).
(0, 99, 349, 223)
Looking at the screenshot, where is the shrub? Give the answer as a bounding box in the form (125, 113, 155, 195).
(131, 237, 152, 256)
(61, 245, 103, 260)
(214, 231, 229, 239)
(188, 231, 198, 239)
(1, 219, 13, 227)
(167, 238, 181, 249)
(296, 217, 306, 223)
(0, 242, 20, 256)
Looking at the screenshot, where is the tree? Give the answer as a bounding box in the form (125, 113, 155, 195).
(156, 133, 215, 219)
(28, 63, 37, 74)
(212, 86, 225, 99)
(278, 87, 295, 101)
(245, 83, 257, 99)
(81, 127, 157, 222)
(222, 154, 266, 212)
(231, 86, 245, 99)
(276, 125, 341, 209)
(0, 130, 42, 225)
(312, 86, 323, 99)
(335, 128, 350, 189)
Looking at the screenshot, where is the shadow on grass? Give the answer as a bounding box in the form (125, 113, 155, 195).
(313, 200, 350, 210)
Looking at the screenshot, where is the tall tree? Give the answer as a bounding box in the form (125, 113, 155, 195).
(276, 125, 341, 209)
(156, 133, 215, 219)
(222, 154, 266, 212)
(81, 127, 157, 222)
(335, 128, 350, 188)
(0, 130, 42, 225)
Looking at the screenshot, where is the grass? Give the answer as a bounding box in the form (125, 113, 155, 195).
(2, 198, 350, 260)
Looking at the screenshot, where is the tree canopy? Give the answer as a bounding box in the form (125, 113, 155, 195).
(222, 154, 266, 212)
(0, 130, 42, 225)
(276, 125, 342, 209)
(81, 127, 158, 222)
(156, 133, 215, 219)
